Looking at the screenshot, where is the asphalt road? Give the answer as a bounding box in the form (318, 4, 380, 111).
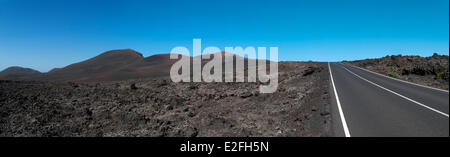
(328, 62, 449, 137)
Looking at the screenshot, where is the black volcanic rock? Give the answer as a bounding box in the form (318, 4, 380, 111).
(0, 66, 41, 75)
(0, 62, 332, 137)
(344, 54, 449, 90)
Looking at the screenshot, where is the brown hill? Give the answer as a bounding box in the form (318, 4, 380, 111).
(1, 49, 273, 82)
(0, 66, 41, 75)
(40, 49, 186, 82)
(0, 66, 41, 80)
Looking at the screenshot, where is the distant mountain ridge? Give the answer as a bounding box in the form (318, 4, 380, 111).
(0, 49, 258, 82)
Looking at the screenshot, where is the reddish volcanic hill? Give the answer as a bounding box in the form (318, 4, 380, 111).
(0, 49, 273, 82)
(39, 49, 142, 81)
(0, 66, 41, 75)
(40, 49, 186, 82)
(197, 51, 242, 59)
(206, 51, 237, 57)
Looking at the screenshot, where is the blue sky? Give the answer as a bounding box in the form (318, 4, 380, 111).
(0, 0, 448, 72)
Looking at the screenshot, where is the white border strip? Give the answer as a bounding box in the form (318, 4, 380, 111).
(342, 63, 449, 93)
(343, 66, 449, 117)
(328, 62, 351, 137)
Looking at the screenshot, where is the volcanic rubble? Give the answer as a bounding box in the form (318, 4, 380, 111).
(0, 62, 332, 137)
(344, 53, 449, 90)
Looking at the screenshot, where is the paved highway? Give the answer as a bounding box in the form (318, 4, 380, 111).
(328, 62, 449, 137)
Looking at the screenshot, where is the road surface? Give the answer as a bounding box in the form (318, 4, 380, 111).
(328, 62, 449, 137)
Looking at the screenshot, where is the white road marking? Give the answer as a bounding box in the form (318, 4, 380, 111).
(328, 62, 351, 137)
(343, 63, 449, 93)
(343, 66, 449, 118)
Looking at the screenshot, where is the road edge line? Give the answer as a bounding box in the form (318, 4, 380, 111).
(328, 62, 351, 137)
(342, 63, 449, 93)
(343, 66, 449, 118)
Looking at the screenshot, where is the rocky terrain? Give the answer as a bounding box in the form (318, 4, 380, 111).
(0, 49, 332, 137)
(344, 53, 449, 90)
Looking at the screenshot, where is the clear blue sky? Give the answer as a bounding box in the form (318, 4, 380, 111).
(0, 0, 448, 72)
